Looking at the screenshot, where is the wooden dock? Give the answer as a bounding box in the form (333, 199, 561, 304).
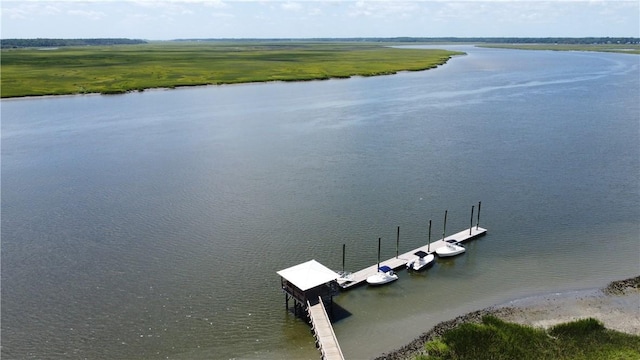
(307, 297, 345, 360)
(339, 226, 487, 289)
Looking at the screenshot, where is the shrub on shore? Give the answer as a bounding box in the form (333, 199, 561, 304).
(376, 277, 639, 360)
(417, 316, 640, 360)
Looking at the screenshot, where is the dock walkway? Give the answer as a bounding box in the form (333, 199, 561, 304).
(340, 226, 487, 289)
(307, 297, 345, 360)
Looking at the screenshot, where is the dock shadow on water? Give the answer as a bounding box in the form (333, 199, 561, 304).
(328, 302, 353, 323)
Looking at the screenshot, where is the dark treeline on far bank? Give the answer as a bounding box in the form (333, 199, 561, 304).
(174, 37, 640, 45)
(391, 36, 640, 44)
(1, 38, 148, 49)
(2, 37, 638, 49)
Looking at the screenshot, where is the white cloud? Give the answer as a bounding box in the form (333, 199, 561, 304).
(67, 9, 106, 20)
(3, 6, 30, 20)
(1, 0, 637, 39)
(211, 11, 234, 18)
(281, 1, 302, 11)
(204, 0, 228, 8)
(3, 2, 61, 16)
(308, 6, 323, 16)
(348, 1, 419, 19)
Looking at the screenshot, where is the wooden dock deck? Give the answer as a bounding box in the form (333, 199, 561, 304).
(339, 226, 487, 289)
(307, 297, 345, 360)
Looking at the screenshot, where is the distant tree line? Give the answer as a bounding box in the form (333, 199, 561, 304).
(331, 37, 640, 45)
(3, 37, 638, 49)
(334, 37, 640, 44)
(1, 38, 147, 49)
(175, 37, 640, 45)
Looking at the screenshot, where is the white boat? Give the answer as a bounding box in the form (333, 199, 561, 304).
(366, 265, 398, 285)
(336, 271, 354, 286)
(406, 250, 435, 271)
(435, 239, 466, 257)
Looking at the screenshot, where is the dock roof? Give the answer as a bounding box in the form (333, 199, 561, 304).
(277, 259, 339, 291)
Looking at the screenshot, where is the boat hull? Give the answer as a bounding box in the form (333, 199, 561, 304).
(366, 271, 398, 285)
(435, 244, 465, 257)
(407, 254, 435, 271)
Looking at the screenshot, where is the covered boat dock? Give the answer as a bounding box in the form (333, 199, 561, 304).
(277, 260, 345, 360)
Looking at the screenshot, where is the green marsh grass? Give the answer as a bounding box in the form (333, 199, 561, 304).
(1, 42, 463, 98)
(419, 316, 640, 360)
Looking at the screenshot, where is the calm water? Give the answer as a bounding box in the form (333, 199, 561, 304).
(2, 46, 639, 359)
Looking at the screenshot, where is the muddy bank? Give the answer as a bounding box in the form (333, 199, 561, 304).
(374, 276, 640, 360)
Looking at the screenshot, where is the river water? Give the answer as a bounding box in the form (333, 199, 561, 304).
(2, 46, 638, 359)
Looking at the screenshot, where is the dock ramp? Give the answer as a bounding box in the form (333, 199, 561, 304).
(307, 297, 345, 360)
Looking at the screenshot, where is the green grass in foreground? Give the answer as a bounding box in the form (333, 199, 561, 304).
(418, 316, 640, 360)
(479, 43, 640, 54)
(0, 42, 463, 98)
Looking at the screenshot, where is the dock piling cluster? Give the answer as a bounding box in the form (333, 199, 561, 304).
(277, 202, 487, 360)
(339, 202, 486, 289)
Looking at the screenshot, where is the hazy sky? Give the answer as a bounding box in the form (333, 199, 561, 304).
(2, 1, 639, 40)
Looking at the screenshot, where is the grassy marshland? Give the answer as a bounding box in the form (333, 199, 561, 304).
(418, 316, 640, 360)
(0, 42, 463, 98)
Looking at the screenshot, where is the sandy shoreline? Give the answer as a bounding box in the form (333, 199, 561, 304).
(374, 276, 640, 360)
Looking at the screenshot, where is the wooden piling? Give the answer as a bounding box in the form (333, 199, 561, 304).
(443, 210, 448, 241)
(377, 237, 381, 270)
(428, 219, 432, 253)
(396, 226, 400, 259)
(470, 205, 474, 235)
(339, 225, 487, 289)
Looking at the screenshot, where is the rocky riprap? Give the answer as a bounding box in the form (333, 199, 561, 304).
(603, 276, 640, 295)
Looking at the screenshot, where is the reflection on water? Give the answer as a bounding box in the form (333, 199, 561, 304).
(2, 46, 638, 359)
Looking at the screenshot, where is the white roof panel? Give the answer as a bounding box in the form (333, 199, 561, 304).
(277, 259, 339, 291)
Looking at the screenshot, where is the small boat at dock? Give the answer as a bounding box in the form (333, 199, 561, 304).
(406, 250, 435, 271)
(336, 271, 354, 286)
(435, 239, 466, 257)
(366, 265, 398, 285)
